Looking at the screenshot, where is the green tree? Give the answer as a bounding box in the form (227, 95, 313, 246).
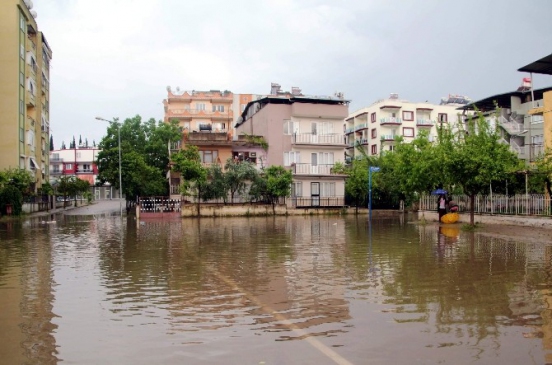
(263, 166, 292, 214)
(448, 112, 521, 225)
(202, 163, 227, 202)
(49, 135, 54, 151)
(97, 115, 181, 204)
(224, 158, 258, 203)
(171, 145, 207, 213)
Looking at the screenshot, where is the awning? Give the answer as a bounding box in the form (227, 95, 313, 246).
(518, 53, 552, 75)
(29, 157, 38, 169)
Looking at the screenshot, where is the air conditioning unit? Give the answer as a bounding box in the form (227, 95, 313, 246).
(250, 152, 256, 157)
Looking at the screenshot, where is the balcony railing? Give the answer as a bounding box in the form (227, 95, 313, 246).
(292, 133, 344, 145)
(416, 119, 434, 127)
(380, 117, 402, 125)
(355, 123, 368, 131)
(345, 127, 355, 134)
(186, 131, 230, 142)
(380, 134, 397, 141)
(291, 163, 335, 175)
(168, 108, 232, 117)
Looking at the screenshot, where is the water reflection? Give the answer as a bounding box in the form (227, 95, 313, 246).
(2, 215, 552, 363)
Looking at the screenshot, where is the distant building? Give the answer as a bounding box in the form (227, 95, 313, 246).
(458, 82, 552, 163)
(49, 146, 118, 200)
(236, 85, 349, 208)
(0, 0, 52, 191)
(346, 93, 468, 158)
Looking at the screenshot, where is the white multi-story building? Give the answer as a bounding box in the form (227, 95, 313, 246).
(345, 93, 470, 158)
(49, 146, 118, 200)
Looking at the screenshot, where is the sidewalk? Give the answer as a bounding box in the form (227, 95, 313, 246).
(32, 199, 124, 217)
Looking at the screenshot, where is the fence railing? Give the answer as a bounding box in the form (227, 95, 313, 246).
(291, 196, 346, 208)
(419, 194, 552, 216)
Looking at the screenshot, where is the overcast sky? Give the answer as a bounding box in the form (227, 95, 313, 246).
(33, 0, 552, 149)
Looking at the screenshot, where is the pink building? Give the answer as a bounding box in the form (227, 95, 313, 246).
(236, 86, 349, 207)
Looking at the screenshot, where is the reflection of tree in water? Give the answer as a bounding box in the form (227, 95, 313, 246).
(383, 228, 533, 351)
(0, 223, 58, 364)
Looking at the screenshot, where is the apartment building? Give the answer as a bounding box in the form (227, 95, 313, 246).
(518, 53, 552, 159)
(345, 93, 468, 158)
(458, 80, 552, 163)
(236, 86, 349, 208)
(0, 0, 52, 191)
(163, 87, 260, 197)
(49, 146, 119, 200)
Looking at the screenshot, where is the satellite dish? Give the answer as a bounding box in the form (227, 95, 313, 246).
(166, 86, 171, 92)
(31, 10, 37, 18)
(28, 0, 33, 9)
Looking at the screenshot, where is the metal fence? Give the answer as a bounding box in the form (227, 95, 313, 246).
(419, 194, 552, 216)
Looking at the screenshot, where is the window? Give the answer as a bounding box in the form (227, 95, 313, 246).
(26, 130, 35, 146)
(389, 145, 395, 151)
(438, 113, 448, 122)
(371, 128, 377, 139)
(20, 100, 24, 114)
(53, 153, 59, 160)
(196, 103, 205, 111)
(20, 72, 24, 86)
(402, 111, 414, 121)
(283, 120, 299, 135)
(320, 182, 336, 197)
(403, 127, 414, 137)
(284, 151, 301, 165)
(532, 135, 543, 144)
(311, 121, 334, 135)
(371, 112, 376, 123)
(76, 152, 81, 158)
(20, 16, 25, 30)
(65, 163, 72, 170)
(291, 182, 303, 197)
(20, 127, 24, 142)
(199, 150, 218, 163)
(212, 105, 225, 112)
(83, 164, 91, 171)
(371, 145, 377, 155)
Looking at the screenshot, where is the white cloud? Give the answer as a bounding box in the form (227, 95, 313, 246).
(33, 0, 552, 147)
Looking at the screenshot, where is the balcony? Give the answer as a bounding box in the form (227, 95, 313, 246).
(381, 134, 397, 141)
(167, 108, 232, 120)
(50, 157, 63, 163)
(185, 131, 231, 144)
(291, 163, 335, 175)
(292, 133, 345, 146)
(416, 119, 434, 127)
(354, 123, 368, 131)
(344, 127, 355, 134)
(380, 117, 402, 126)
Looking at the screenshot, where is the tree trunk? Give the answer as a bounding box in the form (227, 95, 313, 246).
(469, 194, 475, 226)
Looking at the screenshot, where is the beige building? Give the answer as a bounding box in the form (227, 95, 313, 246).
(345, 94, 468, 159)
(0, 0, 52, 191)
(163, 88, 260, 197)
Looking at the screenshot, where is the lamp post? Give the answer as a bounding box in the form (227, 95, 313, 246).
(368, 166, 380, 222)
(96, 117, 123, 216)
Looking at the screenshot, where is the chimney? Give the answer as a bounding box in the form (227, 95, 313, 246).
(270, 83, 281, 95)
(291, 87, 302, 96)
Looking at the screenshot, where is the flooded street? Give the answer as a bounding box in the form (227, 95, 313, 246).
(1, 213, 551, 364)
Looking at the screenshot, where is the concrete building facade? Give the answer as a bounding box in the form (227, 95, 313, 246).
(236, 88, 349, 208)
(0, 0, 52, 191)
(345, 94, 468, 159)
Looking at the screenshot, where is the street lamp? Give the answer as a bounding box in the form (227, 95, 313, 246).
(96, 117, 123, 216)
(368, 166, 380, 222)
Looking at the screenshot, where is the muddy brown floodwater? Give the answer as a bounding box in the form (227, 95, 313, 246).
(1, 213, 552, 364)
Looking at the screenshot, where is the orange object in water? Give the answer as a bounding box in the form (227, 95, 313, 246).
(441, 212, 459, 224)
